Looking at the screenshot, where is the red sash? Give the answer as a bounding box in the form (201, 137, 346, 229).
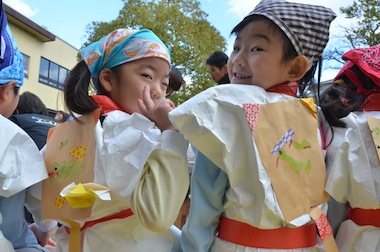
(217, 216, 317, 249)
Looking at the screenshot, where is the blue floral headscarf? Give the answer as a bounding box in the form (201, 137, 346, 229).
(0, 3, 24, 87)
(80, 29, 171, 87)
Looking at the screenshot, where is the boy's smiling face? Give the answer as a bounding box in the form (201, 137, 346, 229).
(228, 20, 293, 90)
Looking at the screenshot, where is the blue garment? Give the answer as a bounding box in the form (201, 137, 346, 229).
(181, 151, 228, 251)
(0, 191, 49, 251)
(0, 3, 24, 87)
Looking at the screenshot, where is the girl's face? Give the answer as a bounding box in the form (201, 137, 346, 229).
(107, 57, 170, 114)
(228, 21, 293, 90)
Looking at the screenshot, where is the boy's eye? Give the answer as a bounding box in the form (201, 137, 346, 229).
(162, 82, 169, 87)
(233, 46, 240, 51)
(251, 47, 263, 52)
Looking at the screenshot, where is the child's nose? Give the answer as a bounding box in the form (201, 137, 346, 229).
(233, 52, 246, 66)
(150, 82, 163, 100)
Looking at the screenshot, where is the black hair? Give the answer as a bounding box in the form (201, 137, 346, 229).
(16, 91, 48, 115)
(13, 86, 19, 96)
(63, 60, 98, 116)
(206, 51, 229, 69)
(167, 65, 184, 95)
(319, 63, 377, 128)
(230, 15, 319, 98)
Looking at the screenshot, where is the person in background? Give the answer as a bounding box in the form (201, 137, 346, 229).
(170, 0, 337, 251)
(319, 44, 380, 251)
(10, 91, 59, 150)
(167, 65, 185, 96)
(54, 110, 71, 123)
(206, 51, 230, 85)
(0, 2, 57, 251)
(43, 28, 189, 252)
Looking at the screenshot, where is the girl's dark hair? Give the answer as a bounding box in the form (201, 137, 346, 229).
(319, 64, 376, 128)
(64, 60, 98, 115)
(230, 15, 318, 98)
(17, 91, 48, 115)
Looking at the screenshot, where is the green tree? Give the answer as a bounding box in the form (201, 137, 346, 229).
(340, 0, 380, 47)
(83, 0, 227, 104)
(324, 0, 379, 67)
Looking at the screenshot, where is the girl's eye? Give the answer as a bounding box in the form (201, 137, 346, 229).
(251, 47, 263, 52)
(162, 82, 169, 87)
(233, 46, 240, 52)
(142, 74, 152, 79)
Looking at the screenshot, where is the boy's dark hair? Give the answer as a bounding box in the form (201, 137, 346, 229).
(16, 91, 48, 115)
(206, 51, 229, 69)
(231, 15, 297, 64)
(230, 15, 322, 97)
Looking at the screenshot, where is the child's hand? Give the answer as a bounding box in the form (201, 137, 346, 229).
(138, 86, 178, 131)
(29, 224, 57, 247)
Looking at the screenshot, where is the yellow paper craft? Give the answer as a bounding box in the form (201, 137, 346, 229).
(60, 182, 111, 208)
(300, 98, 317, 119)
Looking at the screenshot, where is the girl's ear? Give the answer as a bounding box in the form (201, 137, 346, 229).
(288, 55, 308, 81)
(98, 68, 113, 92)
(0, 81, 17, 101)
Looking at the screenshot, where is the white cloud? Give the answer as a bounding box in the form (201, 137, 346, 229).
(3, 0, 38, 18)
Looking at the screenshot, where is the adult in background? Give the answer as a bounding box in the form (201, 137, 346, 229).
(206, 51, 230, 85)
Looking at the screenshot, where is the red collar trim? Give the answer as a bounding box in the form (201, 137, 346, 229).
(359, 93, 380, 111)
(90, 95, 122, 114)
(267, 82, 298, 97)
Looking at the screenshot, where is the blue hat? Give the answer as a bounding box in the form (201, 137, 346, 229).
(0, 3, 23, 87)
(80, 29, 171, 87)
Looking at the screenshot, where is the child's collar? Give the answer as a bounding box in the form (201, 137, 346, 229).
(90, 95, 122, 114)
(267, 82, 298, 97)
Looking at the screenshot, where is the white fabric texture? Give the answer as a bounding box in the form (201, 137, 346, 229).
(0, 115, 48, 197)
(325, 111, 380, 251)
(170, 84, 327, 251)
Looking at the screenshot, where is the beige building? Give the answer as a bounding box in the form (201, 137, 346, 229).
(5, 4, 79, 113)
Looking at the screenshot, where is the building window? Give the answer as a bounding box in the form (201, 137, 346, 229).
(22, 53, 30, 78)
(39, 57, 69, 90)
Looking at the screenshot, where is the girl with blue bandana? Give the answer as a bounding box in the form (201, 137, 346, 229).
(0, 3, 57, 251)
(44, 28, 189, 252)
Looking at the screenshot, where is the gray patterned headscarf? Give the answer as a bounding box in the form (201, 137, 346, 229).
(243, 0, 336, 70)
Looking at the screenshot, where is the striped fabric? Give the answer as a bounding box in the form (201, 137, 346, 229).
(248, 0, 336, 69)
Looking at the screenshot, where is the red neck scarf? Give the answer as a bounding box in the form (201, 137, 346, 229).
(360, 93, 380, 111)
(90, 95, 122, 114)
(267, 82, 298, 97)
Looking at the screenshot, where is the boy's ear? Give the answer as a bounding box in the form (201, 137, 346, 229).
(0, 81, 17, 101)
(98, 68, 113, 92)
(288, 55, 308, 81)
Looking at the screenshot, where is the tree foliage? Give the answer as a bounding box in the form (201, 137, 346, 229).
(340, 0, 380, 47)
(324, 0, 379, 67)
(83, 0, 227, 104)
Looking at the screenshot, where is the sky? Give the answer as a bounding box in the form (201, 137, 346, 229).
(4, 0, 355, 81)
